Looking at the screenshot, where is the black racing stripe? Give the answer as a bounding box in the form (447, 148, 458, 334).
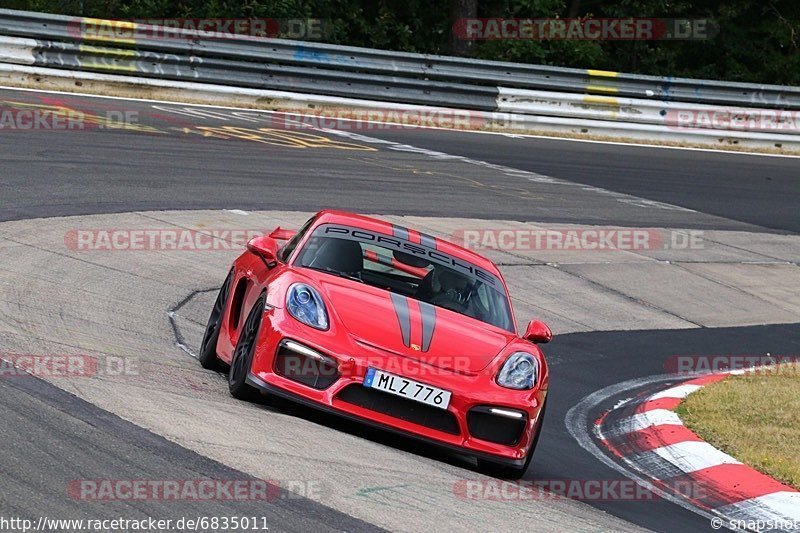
(419, 233, 437, 250)
(391, 225, 410, 241)
(418, 301, 436, 352)
(390, 293, 411, 347)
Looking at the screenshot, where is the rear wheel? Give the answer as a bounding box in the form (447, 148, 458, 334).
(228, 295, 264, 401)
(477, 400, 547, 479)
(198, 269, 234, 371)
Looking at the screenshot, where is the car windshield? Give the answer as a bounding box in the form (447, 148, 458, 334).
(294, 223, 514, 332)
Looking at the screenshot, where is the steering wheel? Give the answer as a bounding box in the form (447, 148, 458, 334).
(431, 289, 470, 314)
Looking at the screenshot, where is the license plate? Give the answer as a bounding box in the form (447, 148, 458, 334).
(363, 368, 451, 410)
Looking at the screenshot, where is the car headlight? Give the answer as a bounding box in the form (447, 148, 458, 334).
(496, 352, 538, 390)
(286, 283, 329, 330)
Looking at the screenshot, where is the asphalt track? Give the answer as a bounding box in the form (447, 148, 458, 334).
(0, 88, 796, 232)
(1, 86, 799, 532)
(0, 373, 380, 532)
(354, 129, 800, 235)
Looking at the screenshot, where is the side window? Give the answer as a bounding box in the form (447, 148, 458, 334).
(278, 216, 315, 262)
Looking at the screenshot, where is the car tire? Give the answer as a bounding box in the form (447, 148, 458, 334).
(477, 400, 547, 480)
(228, 295, 264, 401)
(198, 269, 234, 371)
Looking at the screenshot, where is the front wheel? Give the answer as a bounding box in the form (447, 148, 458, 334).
(198, 269, 234, 371)
(477, 400, 547, 479)
(228, 295, 264, 401)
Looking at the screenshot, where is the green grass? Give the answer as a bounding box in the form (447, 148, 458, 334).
(678, 365, 800, 489)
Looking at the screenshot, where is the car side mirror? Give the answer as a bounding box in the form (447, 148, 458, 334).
(524, 320, 552, 344)
(247, 236, 279, 267)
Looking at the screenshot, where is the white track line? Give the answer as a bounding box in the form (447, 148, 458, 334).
(647, 383, 702, 400)
(641, 441, 742, 473)
(603, 409, 684, 436)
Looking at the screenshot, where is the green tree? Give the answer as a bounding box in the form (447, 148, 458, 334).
(3, 0, 799, 84)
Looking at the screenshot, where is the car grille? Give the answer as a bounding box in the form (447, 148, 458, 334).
(336, 385, 460, 435)
(467, 406, 527, 446)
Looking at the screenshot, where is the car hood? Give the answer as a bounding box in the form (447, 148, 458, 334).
(317, 277, 514, 374)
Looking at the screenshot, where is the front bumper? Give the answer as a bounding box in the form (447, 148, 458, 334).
(249, 309, 547, 466)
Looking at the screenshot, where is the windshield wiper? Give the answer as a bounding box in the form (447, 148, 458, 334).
(303, 266, 365, 284)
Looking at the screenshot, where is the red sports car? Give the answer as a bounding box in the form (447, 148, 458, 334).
(199, 211, 551, 478)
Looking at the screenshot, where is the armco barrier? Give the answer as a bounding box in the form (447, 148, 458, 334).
(1, 8, 800, 149)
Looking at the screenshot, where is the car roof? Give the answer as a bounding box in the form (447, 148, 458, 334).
(311, 210, 502, 277)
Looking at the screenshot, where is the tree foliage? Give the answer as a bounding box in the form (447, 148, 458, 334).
(5, 0, 799, 84)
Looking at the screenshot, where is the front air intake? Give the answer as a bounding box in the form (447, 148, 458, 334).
(467, 406, 527, 446)
(274, 340, 340, 390)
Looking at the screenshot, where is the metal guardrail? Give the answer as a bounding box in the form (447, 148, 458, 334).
(2, 8, 800, 111)
(1, 8, 800, 149)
